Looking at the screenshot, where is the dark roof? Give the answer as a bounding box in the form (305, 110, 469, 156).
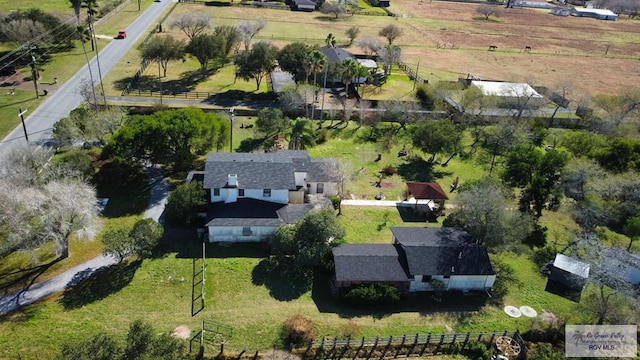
(203, 151, 338, 190)
(333, 244, 410, 282)
(205, 199, 313, 226)
(407, 182, 449, 201)
(391, 227, 494, 276)
(321, 46, 355, 64)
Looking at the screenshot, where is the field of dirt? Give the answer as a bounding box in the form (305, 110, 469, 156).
(389, 1, 640, 96)
(163, 0, 640, 98)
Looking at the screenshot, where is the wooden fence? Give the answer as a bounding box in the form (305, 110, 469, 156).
(299, 330, 523, 359)
(397, 62, 428, 86)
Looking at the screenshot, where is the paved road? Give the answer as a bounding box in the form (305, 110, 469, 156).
(0, 0, 176, 316)
(0, 0, 176, 151)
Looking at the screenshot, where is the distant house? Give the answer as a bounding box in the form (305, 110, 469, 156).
(549, 253, 590, 291)
(290, 0, 317, 11)
(332, 227, 496, 294)
(321, 46, 378, 85)
(571, 7, 618, 20)
(471, 80, 545, 108)
(202, 150, 340, 242)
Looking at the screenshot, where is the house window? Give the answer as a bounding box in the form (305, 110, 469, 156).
(263, 189, 271, 197)
(213, 188, 220, 196)
(239, 189, 245, 197)
(317, 183, 324, 194)
(422, 275, 432, 283)
(242, 227, 252, 236)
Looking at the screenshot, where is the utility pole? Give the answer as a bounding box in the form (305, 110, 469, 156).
(18, 108, 29, 143)
(29, 62, 39, 99)
(412, 61, 420, 91)
(319, 63, 329, 127)
(158, 62, 163, 105)
(229, 108, 234, 153)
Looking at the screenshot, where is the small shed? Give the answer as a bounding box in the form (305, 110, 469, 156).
(549, 253, 590, 291)
(406, 182, 449, 213)
(571, 7, 617, 20)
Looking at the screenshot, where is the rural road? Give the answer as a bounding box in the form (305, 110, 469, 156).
(0, 0, 176, 316)
(0, 0, 176, 153)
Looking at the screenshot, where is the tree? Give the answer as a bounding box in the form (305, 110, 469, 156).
(443, 177, 533, 249)
(561, 158, 604, 202)
(622, 216, 640, 251)
(187, 33, 225, 78)
(377, 44, 401, 76)
(356, 36, 382, 57)
(480, 119, 531, 174)
(503, 145, 568, 217)
(102, 227, 134, 262)
(476, 4, 503, 20)
(164, 181, 207, 227)
(559, 130, 606, 158)
(307, 49, 327, 92)
(255, 107, 289, 137)
(325, 33, 336, 48)
(213, 25, 241, 63)
(59, 332, 121, 360)
(339, 58, 366, 96)
(169, 14, 212, 41)
(110, 107, 229, 169)
(237, 20, 266, 51)
(411, 120, 462, 163)
(277, 42, 312, 83)
(378, 24, 402, 45)
(234, 42, 278, 90)
(271, 208, 345, 268)
(130, 218, 164, 258)
(320, 2, 345, 19)
(141, 35, 186, 77)
(592, 89, 640, 126)
(589, 137, 640, 173)
(287, 118, 316, 150)
(345, 26, 360, 46)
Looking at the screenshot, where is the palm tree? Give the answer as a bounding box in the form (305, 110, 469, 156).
(306, 50, 326, 120)
(82, 0, 106, 105)
(325, 33, 336, 48)
(287, 118, 316, 150)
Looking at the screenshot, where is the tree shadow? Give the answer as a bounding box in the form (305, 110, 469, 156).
(209, 89, 274, 102)
(251, 257, 313, 301)
(93, 159, 150, 217)
(0, 256, 61, 297)
(168, 235, 269, 259)
(396, 156, 452, 182)
(58, 260, 141, 310)
(396, 206, 428, 223)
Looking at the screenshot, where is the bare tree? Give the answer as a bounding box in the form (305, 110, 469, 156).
(476, 4, 503, 20)
(345, 26, 360, 46)
(378, 24, 403, 45)
(377, 44, 401, 75)
(592, 89, 640, 126)
(0, 143, 53, 186)
(0, 19, 49, 44)
(320, 2, 345, 19)
(356, 36, 383, 57)
(237, 20, 266, 51)
(169, 14, 212, 41)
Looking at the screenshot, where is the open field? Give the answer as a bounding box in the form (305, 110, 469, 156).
(130, 0, 640, 99)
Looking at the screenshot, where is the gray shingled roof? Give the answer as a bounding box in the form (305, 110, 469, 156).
(205, 199, 313, 227)
(204, 151, 338, 190)
(309, 158, 340, 182)
(390, 227, 494, 276)
(333, 244, 410, 282)
(321, 46, 355, 64)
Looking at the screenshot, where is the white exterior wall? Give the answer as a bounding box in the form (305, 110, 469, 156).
(307, 182, 339, 197)
(409, 274, 495, 292)
(208, 225, 277, 242)
(294, 172, 307, 187)
(210, 188, 289, 204)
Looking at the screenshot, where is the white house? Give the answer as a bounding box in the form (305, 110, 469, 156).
(202, 150, 340, 242)
(332, 227, 496, 294)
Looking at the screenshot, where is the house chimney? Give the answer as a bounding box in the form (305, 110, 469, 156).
(228, 174, 238, 187)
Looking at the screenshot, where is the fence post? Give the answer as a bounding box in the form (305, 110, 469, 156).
(366, 337, 379, 360)
(379, 336, 392, 359)
(419, 334, 430, 356)
(408, 334, 419, 356)
(461, 333, 470, 350)
(237, 350, 246, 360)
(338, 337, 351, 359)
(434, 334, 445, 353)
(353, 337, 365, 360)
(394, 335, 406, 358)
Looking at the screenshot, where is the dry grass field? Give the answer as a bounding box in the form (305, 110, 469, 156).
(155, 0, 640, 99)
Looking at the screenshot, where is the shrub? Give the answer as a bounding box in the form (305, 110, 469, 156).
(317, 128, 329, 144)
(415, 85, 436, 110)
(330, 195, 341, 211)
(380, 164, 397, 176)
(282, 315, 316, 346)
(533, 245, 556, 268)
(343, 283, 400, 305)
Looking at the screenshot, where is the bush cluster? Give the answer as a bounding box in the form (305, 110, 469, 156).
(282, 315, 317, 346)
(342, 283, 400, 305)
